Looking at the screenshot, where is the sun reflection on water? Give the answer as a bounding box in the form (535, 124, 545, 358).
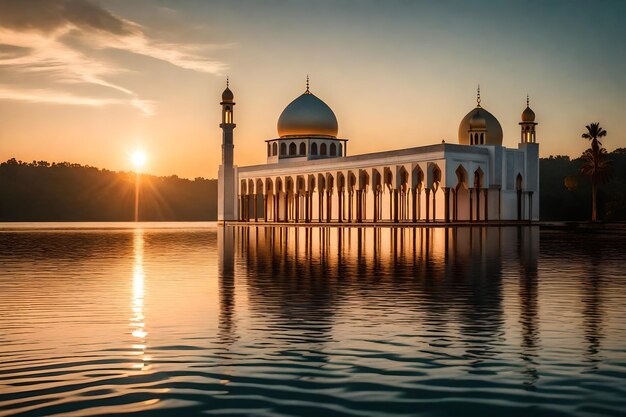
(130, 229, 147, 369)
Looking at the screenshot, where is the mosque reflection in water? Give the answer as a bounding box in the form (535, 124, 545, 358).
(216, 225, 559, 385)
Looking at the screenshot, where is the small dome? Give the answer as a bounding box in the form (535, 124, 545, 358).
(222, 87, 233, 102)
(277, 91, 338, 138)
(458, 107, 503, 145)
(522, 106, 535, 122)
(469, 110, 486, 129)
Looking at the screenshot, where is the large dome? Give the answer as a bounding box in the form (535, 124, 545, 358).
(277, 91, 338, 138)
(458, 107, 503, 145)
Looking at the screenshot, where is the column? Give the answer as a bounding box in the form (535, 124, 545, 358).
(393, 189, 399, 223)
(469, 188, 474, 222)
(253, 194, 258, 222)
(263, 194, 268, 222)
(483, 189, 489, 221)
(432, 189, 437, 222)
(444, 187, 450, 223)
(425, 189, 430, 223)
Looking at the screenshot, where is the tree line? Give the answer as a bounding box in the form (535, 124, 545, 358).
(0, 159, 217, 221)
(0, 146, 624, 222)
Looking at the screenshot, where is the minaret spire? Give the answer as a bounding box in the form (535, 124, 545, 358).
(305, 74, 310, 93)
(226, 76, 229, 88)
(526, 94, 529, 107)
(476, 84, 481, 107)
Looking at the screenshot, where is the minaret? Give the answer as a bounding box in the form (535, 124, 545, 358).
(218, 78, 237, 222)
(519, 95, 537, 143)
(518, 95, 540, 221)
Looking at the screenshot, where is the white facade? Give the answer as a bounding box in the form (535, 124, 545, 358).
(218, 84, 539, 223)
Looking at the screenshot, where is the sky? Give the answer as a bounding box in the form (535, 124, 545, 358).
(1, 0, 625, 179)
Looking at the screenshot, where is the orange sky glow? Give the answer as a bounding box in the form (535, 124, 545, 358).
(1, 0, 625, 179)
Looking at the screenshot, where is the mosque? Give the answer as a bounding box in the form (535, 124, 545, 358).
(217, 78, 539, 224)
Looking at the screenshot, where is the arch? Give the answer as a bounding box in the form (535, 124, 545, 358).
(399, 166, 409, 192)
(308, 175, 316, 193)
(348, 171, 357, 191)
(285, 176, 294, 193)
(296, 176, 306, 193)
(326, 173, 335, 192)
(280, 142, 286, 156)
(247, 179, 255, 195)
(474, 167, 484, 189)
(311, 142, 318, 155)
(516, 173, 523, 191)
(275, 177, 284, 194)
(265, 178, 274, 195)
(320, 143, 327, 156)
(480, 133, 484, 144)
(412, 166, 424, 191)
(267, 143, 271, 157)
(330, 143, 337, 156)
(240, 179, 247, 195)
(256, 179, 264, 196)
(455, 165, 468, 189)
(338, 143, 343, 156)
(299, 142, 306, 155)
(384, 167, 394, 191)
(337, 172, 346, 191)
(272, 142, 278, 156)
(289, 142, 297, 156)
(317, 173, 326, 192)
(359, 169, 370, 191)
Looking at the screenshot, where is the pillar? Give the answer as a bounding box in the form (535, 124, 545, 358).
(444, 187, 450, 223)
(425, 189, 430, 223)
(484, 189, 489, 221)
(469, 188, 474, 222)
(393, 189, 399, 223)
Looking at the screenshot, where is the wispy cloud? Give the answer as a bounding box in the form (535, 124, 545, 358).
(0, 0, 228, 115)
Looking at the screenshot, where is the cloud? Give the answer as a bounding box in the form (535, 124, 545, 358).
(0, 0, 228, 115)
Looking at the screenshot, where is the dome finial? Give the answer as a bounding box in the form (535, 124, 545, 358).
(226, 76, 229, 88)
(476, 84, 481, 107)
(305, 74, 310, 94)
(526, 94, 529, 107)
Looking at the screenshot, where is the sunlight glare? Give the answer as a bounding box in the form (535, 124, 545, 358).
(131, 150, 147, 171)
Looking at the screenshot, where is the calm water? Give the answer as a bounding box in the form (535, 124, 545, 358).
(1, 224, 625, 417)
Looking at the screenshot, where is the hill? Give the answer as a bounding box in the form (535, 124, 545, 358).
(0, 159, 217, 221)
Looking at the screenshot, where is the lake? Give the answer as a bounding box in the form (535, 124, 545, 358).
(1, 223, 625, 417)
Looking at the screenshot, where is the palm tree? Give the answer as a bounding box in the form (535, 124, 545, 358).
(580, 123, 612, 221)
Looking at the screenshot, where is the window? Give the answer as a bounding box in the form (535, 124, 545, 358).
(280, 142, 286, 156)
(338, 143, 342, 156)
(299, 142, 306, 155)
(311, 143, 318, 155)
(267, 143, 270, 156)
(320, 143, 327, 156)
(272, 142, 277, 156)
(480, 133, 484, 144)
(289, 142, 296, 155)
(330, 143, 337, 156)
(225, 107, 232, 123)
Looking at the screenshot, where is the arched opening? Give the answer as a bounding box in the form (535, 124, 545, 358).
(311, 142, 318, 155)
(224, 106, 232, 124)
(272, 142, 277, 156)
(330, 143, 337, 156)
(289, 142, 297, 156)
(267, 143, 270, 157)
(338, 143, 343, 156)
(320, 143, 327, 156)
(480, 133, 484, 144)
(280, 142, 286, 156)
(299, 142, 306, 155)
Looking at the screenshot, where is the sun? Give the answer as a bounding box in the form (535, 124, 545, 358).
(131, 150, 147, 172)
